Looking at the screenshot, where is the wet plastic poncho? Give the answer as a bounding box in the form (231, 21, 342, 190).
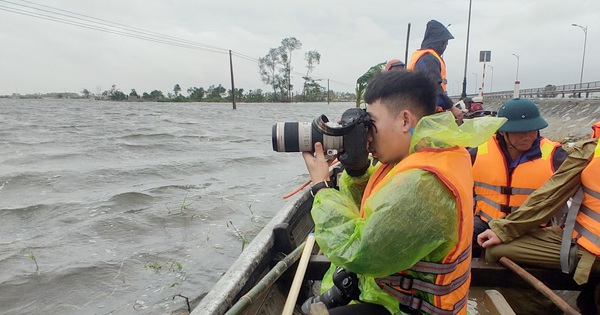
(311, 112, 506, 314)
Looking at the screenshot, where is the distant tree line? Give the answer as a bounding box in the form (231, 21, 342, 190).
(75, 82, 354, 103)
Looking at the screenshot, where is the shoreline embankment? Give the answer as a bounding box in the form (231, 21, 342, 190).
(479, 98, 600, 142)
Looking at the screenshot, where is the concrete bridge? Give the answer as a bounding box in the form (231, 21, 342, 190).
(452, 80, 600, 100)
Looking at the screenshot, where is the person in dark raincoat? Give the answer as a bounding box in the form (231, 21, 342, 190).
(407, 20, 462, 122)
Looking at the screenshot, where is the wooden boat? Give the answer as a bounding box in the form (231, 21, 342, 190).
(191, 186, 585, 315)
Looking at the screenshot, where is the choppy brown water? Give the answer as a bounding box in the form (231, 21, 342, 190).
(2, 98, 597, 314)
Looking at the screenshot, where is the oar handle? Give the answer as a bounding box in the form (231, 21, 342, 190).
(499, 256, 581, 315)
(282, 233, 316, 315)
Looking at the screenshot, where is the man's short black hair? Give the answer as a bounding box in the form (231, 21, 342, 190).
(364, 70, 438, 117)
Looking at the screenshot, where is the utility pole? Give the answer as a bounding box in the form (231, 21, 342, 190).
(405, 23, 411, 66)
(461, 0, 473, 99)
(229, 50, 236, 109)
(327, 79, 330, 104)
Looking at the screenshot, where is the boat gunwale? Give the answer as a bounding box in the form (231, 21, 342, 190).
(191, 190, 313, 315)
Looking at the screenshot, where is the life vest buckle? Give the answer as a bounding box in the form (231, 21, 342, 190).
(408, 295, 423, 311)
(399, 275, 414, 291)
(500, 186, 513, 195)
(500, 205, 512, 214)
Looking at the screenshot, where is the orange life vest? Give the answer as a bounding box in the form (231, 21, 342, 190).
(591, 122, 600, 138)
(473, 136, 561, 223)
(407, 49, 448, 92)
(572, 143, 600, 254)
(361, 147, 473, 315)
(560, 142, 600, 274)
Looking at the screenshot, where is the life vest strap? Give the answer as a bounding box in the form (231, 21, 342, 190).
(475, 211, 494, 223)
(410, 246, 471, 274)
(380, 284, 469, 315)
(475, 195, 517, 214)
(575, 220, 600, 248)
(583, 185, 600, 200)
(474, 181, 536, 195)
(376, 263, 471, 296)
(561, 187, 586, 273)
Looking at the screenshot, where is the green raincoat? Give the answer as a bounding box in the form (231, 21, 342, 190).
(311, 112, 506, 314)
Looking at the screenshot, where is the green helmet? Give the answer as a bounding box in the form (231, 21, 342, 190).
(497, 98, 548, 132)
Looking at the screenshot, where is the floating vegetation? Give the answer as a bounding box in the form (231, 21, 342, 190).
(27, 251, 39, 272)
(165, 192, 202, 214)
(226, 221, 247, 252)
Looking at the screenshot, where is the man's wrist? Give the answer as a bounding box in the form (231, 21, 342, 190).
(311, 180, 331, 197)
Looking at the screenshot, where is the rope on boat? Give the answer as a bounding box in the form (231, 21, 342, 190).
(282, 158, 340, 199)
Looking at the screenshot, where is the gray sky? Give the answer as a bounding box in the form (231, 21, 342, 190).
(1, 0, 598, 96)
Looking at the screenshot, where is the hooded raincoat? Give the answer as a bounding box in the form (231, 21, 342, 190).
(407, 20, 454, 110)
(311, 112, 506, 314)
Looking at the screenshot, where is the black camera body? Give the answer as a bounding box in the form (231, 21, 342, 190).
(300, 267, 361, 314)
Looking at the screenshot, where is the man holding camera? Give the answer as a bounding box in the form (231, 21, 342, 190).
(302, 70, 505, 314)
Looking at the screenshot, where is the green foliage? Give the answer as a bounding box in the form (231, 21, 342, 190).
(205, 84, 227, 101)
(302, 77, 325, 101)
(245, 89, 266, 102)
(129, 89, 139, 98)
(355, 62, 386, 107)
(280, 37, 302, 101)
(187, 87, 205, 101)
(107, 84, 127, 101)
(173, 84, 182, 96)
(227, 88, 245, 102)
(81, 88, 91, 98)
(149, 89, 165, 101)
(259, 48, 283, 98)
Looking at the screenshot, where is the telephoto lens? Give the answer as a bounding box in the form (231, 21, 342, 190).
(271, 121, 343, 153)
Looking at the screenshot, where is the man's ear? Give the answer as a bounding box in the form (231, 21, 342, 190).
(399, 110, 415, 131)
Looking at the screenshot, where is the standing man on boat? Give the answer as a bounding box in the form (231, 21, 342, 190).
(471, 98, 567, 257)
(407, 19, 463, 123)
(301, 70, 505, 314)
(478, 136, 600, 315)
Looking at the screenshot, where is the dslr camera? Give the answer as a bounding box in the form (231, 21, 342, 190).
(272, 108, 371, 173)
(300, 266, 360, 314)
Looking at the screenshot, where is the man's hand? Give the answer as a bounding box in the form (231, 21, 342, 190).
(302, 142, 331, 184)
(477, 229, 503, 248)
(450, 106, 464, 125)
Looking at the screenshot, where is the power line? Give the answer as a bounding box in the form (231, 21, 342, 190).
(0, 0, 228, 54)
(0, 0, 355, 89)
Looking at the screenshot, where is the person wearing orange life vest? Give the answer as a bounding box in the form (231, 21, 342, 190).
(477, 136, 600, 315)
(591, 121, 600, 138)
(470, 98, 568, 257)
(301, 71, 505, 314)
(407, 19, 463, 123)
(384, 58, 406, 71)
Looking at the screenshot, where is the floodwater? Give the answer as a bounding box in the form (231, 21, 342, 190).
(0, 99, 350, 314)
(2, 98, 597, 314)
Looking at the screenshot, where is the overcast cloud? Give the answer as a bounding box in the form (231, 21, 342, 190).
(1, 0, 598, 96)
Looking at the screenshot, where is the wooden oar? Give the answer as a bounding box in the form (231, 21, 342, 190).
(282, 233, 316, 315)
(499, 256, 581, 315)
(224, 238, 307, 315)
